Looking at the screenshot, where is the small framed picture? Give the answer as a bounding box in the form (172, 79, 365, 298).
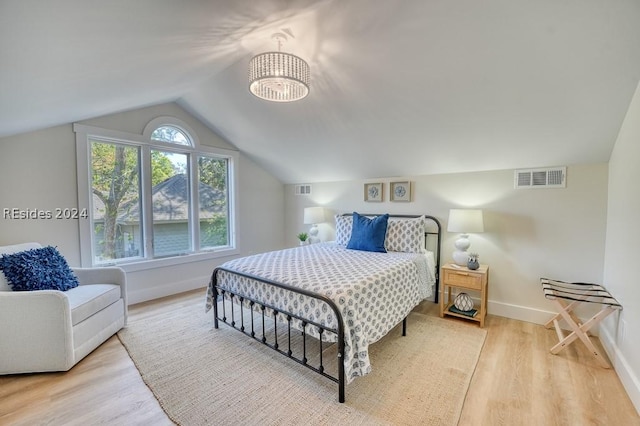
(364, 182, 383, 202)
(390, 181, 411, 202)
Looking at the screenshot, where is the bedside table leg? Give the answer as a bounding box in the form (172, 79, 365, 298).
(482, 283, 488, 327)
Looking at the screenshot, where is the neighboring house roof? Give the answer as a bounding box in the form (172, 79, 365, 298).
(93, 174, 225, 223)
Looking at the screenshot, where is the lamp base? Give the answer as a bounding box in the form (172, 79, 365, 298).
(452, 233, 471, 266)
(308, 224, 319, 244)
(452, 250, 469, 266)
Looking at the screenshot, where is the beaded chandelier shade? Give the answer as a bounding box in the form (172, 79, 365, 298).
(248, 33, 310, 102)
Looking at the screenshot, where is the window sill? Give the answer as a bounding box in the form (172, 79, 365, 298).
(102, 248, 240, 273)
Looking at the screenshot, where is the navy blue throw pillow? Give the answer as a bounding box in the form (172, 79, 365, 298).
(0, 246, 79, 292)
(346, 212, 389, 253)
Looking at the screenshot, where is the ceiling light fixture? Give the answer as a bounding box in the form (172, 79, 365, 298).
(248, 32, 310, 102)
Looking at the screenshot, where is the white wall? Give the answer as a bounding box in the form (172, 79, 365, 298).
(285, 163, 608, 323)
(601, 79, 640, 414)
(0, 125, 80, 256)
(0, 103, 285, 303)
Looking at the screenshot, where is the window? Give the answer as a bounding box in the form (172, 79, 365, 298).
(150, 148, 191, 257)
(90, 140, 143, 263)
(75, 118, 238, 268)
(198, 155, 231, 249)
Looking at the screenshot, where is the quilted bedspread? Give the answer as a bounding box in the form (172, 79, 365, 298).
(205, 242, 435, 383)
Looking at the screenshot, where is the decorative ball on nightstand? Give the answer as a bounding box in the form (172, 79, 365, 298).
(454, 292, 474, 311)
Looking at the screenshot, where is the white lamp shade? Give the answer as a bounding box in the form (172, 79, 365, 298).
(304, 207, 326, 225)
(447, 209, 484, 233)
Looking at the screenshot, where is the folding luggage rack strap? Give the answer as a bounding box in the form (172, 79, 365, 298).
(540, 278, 622, 368)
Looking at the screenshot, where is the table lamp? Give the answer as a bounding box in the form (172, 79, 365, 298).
(304, 207, 327, 244)
(447, 209, 484, 266)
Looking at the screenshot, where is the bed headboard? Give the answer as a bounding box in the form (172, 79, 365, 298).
(339, 213, 442, 303)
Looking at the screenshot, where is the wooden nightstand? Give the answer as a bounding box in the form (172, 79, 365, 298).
(440, 263, 489, 327)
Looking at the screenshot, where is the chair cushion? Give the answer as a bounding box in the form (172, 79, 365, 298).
(0, 246, 78, 292)
(66, 284, 122, 326)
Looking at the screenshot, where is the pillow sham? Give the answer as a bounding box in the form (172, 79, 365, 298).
(0, 246, 79, 292)
(346, 212, 389, 253)
(334, 214, 353, 246)
(385, 215, 426, 253)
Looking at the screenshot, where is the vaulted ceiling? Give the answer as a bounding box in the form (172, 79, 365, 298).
(2, 0, 640, 184)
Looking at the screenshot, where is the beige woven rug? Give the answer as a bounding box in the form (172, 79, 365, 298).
(118, 298, 486, 426)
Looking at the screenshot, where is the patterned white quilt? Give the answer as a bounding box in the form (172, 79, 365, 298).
(205, 242, 435, 383)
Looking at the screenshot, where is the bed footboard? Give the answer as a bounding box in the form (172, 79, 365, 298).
(210, 266, 346, 403)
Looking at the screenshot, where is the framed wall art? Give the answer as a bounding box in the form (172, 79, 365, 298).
(364, 182, 383, 202)
(390, 181, 411, 202)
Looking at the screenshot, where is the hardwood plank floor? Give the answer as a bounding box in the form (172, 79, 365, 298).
(1, 289, 638, 425)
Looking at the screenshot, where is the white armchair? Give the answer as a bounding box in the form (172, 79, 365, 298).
(0, 243, 127, 375)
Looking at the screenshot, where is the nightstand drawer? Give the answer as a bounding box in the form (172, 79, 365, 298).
(443, 269, 483, 290)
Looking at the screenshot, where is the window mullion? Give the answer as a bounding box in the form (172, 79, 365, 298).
(140, 146, 154, 259)
(227, 157, 237, 249)
(76, 132, 93, 267)
(190, 154, 200, 252)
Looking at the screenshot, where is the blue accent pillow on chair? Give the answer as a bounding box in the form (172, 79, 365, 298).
(0, 246, 79, 291)
(346, 212, 389, 253)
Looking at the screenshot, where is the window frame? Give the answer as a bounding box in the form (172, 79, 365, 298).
(74, 118, 239, 272)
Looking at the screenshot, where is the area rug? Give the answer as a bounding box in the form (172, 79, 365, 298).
(118, 299, 487, 426)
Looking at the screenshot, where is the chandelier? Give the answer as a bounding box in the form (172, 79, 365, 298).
(248, 33, 310, 102)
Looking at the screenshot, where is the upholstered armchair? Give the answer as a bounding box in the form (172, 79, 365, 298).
(0, 243, 127, 375)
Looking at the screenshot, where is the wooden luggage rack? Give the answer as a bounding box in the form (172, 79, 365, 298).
(540, 278, 622, 368)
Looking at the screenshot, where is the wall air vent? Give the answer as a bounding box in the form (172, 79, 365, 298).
(294, 184, 312, 195)
(514, 166, 566, 189)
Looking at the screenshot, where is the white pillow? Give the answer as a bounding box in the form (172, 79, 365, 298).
(385, 216, 426, 253)
(334, 214, 353, 246)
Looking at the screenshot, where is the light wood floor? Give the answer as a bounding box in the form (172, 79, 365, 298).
(1, 289, 638, 425)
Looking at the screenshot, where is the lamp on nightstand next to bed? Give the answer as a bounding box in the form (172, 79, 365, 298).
(447, 209, 484, 266)
(304, 207, 327, 244)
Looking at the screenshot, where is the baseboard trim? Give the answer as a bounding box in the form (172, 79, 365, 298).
(487, 299, 600, 333)
(487, 300, 556, 325)
(128, 276, 208, 305)
(599, 325, 640, 415)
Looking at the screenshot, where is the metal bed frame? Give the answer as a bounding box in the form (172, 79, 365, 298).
(210, 213, 441, 403)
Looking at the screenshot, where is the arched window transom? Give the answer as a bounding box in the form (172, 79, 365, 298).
(150, 125, 192, 146)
